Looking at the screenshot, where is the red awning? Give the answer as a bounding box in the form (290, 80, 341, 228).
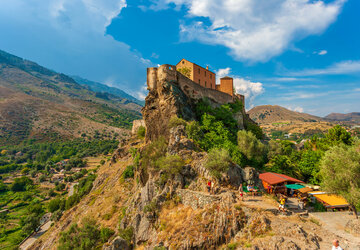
(259, 172, 304, 185)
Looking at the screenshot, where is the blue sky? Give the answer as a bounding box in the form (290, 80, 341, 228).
(0, 0, 359, 116)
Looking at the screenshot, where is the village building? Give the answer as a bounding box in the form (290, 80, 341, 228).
(259, 172, 304, 194)
(176, 59, 245, 103)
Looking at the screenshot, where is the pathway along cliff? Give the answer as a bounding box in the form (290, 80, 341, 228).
(31, 64, 360, 250)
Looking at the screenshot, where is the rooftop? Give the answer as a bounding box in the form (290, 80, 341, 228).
(259, 172, 304, 185)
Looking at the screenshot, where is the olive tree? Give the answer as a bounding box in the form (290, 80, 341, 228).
(319, 143, 360, 218)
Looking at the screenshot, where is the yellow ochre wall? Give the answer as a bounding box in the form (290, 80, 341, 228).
(176, 59, 216, 90)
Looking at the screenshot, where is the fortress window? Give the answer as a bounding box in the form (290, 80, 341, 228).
(198, 68, 200, 74)
(199, 79, 201, 84)
(204, 71, 206, 76)
(182, 61, 185, 64)
(205, 81, 207, 87)
(210, 74, 212, 79)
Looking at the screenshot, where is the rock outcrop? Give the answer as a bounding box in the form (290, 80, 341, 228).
(142, 64, 246, 142)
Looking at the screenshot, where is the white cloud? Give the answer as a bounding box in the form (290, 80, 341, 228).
(216, 68, 264, 108)
(135, 82, 149, 100)
(155, 0, 345, 62)
(317, 50, 328, 55)
(288, 60, 360, 76)
(0, 0, 152, 96)
(286, 106, 304, 113)
(216, 67, 231, 78)
(234, 78, 264, 108)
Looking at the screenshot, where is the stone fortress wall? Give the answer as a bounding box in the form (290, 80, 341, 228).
(147, 64, 244, 105)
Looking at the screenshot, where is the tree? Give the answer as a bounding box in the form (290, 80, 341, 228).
(10, 176, 33, 191)
(21, 202, 44, 235)
(204, 148, 231, 179)
(325, 125, 353, 146)
(237, 130, 266, 166)
(319, 143, 360, 218)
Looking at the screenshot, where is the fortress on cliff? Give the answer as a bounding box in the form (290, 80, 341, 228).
(147, 59, 245, 105)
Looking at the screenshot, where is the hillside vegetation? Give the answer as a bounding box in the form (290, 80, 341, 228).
(0, 49, 141, 145)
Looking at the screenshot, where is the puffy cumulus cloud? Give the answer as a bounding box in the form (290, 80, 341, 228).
(216, 67, 231, 78)
(234, 78, 264, 108)
(216, 68, 264, 108)
(155, 0, 345, 62)
(0, 0, 151, 95)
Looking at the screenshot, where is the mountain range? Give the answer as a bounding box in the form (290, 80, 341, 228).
(0, 49, 142, 145)
(247, 105, 359, 136)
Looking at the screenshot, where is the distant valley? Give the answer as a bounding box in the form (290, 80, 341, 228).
(0, 49, 142, 145)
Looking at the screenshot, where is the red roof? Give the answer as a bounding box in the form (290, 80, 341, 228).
(259, 172, 304, 185)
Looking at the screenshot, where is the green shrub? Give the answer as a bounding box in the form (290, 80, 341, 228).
(11, 176, 33, 191)
(245, 120, 264, 140)
(227, 243, 238, 250)
(140, 137, 167, 172)
(168, 115, 187, 128)
(237, 130, 266, 166)
(204, 148, 231, 179)
(123, 165, 134, 179)
(118, 226, 134, 246)
(58, 218, 114, 250)
(137, 126, 146, 139)
(48, 197, 64, 213)
(100, 159, 105, 165)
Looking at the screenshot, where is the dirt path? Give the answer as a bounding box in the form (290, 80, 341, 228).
(309, 212, 360, 249)
(19, 220, 52, 250)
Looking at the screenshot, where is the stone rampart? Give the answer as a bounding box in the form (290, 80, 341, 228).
(147, 64, 237, 105)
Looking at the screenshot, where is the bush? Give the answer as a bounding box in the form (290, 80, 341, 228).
(245, 120, 264, 140)
(237, 130, 266, 166)
(58, 218, 114, 250)
(204, 148, 231, 179)
(123, 165, 134, 179)
(100, 159, 105, 165)
(140, 137, 167, 172)
(168, 115, 187, 128)
(137, 126, 146, 139)
(39, 174, 46, 182)
(51, 210, 63, 221)
(48, 197, 64, 213)
(0, 180, 8, 192)
(11, 176, 33, 191)
(118, 226, 134, 245)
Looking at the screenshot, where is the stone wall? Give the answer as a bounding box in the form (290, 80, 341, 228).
(147, 64, 236, 105)
(131, 119, 145, 135)
(176, 189, 220, 210)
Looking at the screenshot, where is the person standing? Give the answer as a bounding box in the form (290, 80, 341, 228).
(238, 184, 245, 201)
(331, 239, 343, 250)
(279, 196, 286, 212)
(207, 180, 211, 194)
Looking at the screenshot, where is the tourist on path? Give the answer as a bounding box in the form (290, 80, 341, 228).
(278, 196, 286, 213)
(331, 239, 343, 250)
(207, 180, 211, 194)
(238, 184, 245, 202)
